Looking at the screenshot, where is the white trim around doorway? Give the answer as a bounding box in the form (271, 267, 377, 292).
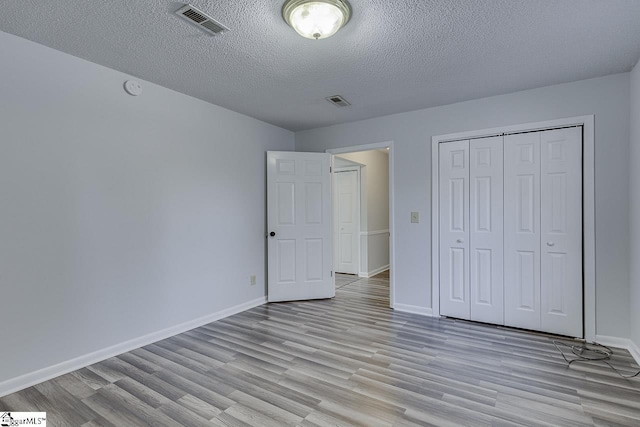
(327, 141, 396, 308)
(431, 115, 596, 342)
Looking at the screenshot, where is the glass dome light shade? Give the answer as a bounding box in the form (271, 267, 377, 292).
(283, 0, 351, 40)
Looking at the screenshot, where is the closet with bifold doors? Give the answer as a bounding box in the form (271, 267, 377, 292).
(438, 127, 583, 337)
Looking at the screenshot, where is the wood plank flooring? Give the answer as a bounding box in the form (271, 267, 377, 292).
(2, 273, 640, 426)
(336, 273, 360, 289)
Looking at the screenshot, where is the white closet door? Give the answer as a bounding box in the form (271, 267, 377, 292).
(504, 133, 541, 330)
(540, 128, 583, 337)
(439, 140, 470, 320)
(469, 136, 504, 324)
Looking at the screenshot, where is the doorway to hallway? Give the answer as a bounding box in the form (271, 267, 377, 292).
(329, 142, 394, 306)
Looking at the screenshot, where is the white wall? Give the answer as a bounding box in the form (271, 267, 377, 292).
(297, 73, 631, 338)
(336, 151, 390, 276)
(630, 59, 640, 349)
(0, 32, 294, 388)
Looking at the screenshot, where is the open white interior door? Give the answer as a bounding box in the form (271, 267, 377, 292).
(267, 151, 334, 302)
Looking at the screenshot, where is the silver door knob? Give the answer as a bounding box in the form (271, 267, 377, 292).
(457, 239, 464, 243)
(546, 241, 555, 247)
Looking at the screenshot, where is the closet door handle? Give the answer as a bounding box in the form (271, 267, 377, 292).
(456, 239, 464, 243)
(546, 241, 555, 247)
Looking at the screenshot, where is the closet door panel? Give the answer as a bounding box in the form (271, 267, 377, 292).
(470, 136, 504, 324)
(504, 133, 541, 330)
(439, 140, 470, 319)
(540, 127, 583, 337)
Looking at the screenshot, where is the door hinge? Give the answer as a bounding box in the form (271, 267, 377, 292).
(330, 166, 332, 173)
(331, 271, 333, 277)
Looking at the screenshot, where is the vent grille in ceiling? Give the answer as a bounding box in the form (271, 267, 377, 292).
(326, 95, 351, 107)
(175, 4, 229, 36)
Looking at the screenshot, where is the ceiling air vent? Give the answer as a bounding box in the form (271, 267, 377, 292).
(326, 95, 351, 107)
(175, 4, 229, 36)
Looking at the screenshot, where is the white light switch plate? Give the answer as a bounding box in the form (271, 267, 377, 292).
(411, 212, 419, 223)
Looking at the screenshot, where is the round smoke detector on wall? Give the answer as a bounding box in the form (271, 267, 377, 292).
(124, 80, 143, 96)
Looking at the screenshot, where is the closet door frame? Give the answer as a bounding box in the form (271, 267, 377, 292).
(431, 115, 595, 341)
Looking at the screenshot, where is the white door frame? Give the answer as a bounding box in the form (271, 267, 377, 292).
(431, 116, 595, 341)
(327, 141, 396, 308)
(333, 166, 361, 275)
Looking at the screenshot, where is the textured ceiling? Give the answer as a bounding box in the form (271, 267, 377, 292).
(1, 1, 640, 131)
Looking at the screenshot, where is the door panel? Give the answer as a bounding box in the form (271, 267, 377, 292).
(439, 140, 470, 320)
(304, 182, 323, 224)
(470, 136, 504, 324)
(450, 179, 465, 231)
(340, 234, 353, 262)
(516, 250, 536, 310)
(504, 133, 541, 330)
(305, 238, 324, 280)
(475, 249, 492, 303)
(334, 170, 359, 274)
(540, 127, 582, 337)
(277, 183, 295, 225)
(268, 152, 333, 302)
(517, 175, 535, 232)
(450, 248, 466, 301)
(277, 240, 296, 283)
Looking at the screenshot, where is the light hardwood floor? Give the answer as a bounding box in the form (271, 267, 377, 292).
(2, 274, 640, 426)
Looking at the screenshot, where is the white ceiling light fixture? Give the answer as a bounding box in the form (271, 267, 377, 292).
(282, 0, 351, 40)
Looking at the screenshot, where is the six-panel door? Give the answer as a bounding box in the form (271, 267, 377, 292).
(267, 151, 333, 302)
(470, 136, 504, 325)
(540, 128, 583, 337)
(439, 140, 471, 319)
(504, 132, 543, 331)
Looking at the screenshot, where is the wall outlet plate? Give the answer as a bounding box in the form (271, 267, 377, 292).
(411, 212, 419, 223)
(250, 275, 256, 286)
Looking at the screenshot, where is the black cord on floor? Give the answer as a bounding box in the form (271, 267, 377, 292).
(553, 341, 640, 379)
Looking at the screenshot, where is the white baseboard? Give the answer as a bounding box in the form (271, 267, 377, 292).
(0, 296, 267, 398)
(393, 303, 434, 317)
(359, 264, 390, 279)
(595, 335, 640, 366)
(360, 229, 390, 236)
